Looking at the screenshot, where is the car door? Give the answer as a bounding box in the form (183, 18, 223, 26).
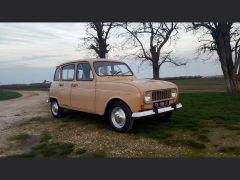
(50, 66, 61, 99)
(58, 63, 75, 107)
(70, 62, 95, 113)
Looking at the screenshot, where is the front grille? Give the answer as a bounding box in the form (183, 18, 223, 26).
(152, 89, 171, 101)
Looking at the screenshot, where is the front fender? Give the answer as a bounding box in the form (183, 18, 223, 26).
(95, 82, 142, 115)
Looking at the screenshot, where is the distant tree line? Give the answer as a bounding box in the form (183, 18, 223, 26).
(0, 83, 50, 90)
(80, 22, 240, 92)
(161, 75, 203, 80)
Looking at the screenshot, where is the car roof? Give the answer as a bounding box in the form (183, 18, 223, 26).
(57, 58, 124, 67)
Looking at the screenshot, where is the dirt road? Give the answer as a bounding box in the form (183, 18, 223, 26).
(0, 91, 49, 130)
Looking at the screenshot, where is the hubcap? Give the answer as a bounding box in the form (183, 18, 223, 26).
(51, 101, 59, 116)
(111, 107, 126, 129)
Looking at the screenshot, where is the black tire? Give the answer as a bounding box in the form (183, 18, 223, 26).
(50, 99, 64, 118)
(108, 101, 134, 132)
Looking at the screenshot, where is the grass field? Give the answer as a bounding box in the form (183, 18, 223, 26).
(1, 77, 240, 157)
(170, 77, 226, 92)
(3, 91, 240, 157)
(133, 92, 240, 156)
(0, 90, 22, 101)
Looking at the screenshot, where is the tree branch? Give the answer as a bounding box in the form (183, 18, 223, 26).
(123, 23, 152, 60)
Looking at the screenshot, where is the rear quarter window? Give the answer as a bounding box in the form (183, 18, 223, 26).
(54, 67, 61, 81)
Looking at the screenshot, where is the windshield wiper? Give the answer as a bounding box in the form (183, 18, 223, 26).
(121, 71, 130, 75)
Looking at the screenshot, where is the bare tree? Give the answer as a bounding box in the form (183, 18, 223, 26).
(189, 22, 240, 92)
(82, 22, 114, 58)
(120, 22, 186, 80)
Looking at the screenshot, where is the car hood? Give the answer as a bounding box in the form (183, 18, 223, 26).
(114, 79, 178, 93)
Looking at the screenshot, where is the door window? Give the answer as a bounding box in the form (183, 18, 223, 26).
(77, 63, 94, 81)
(61, 64, 75, 81)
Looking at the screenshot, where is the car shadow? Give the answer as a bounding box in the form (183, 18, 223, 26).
(60, 109, 110, 129)
(60, 109, 170, 133)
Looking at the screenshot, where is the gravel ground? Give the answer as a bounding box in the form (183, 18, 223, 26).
(0, 91, 49, 130)
(0, 90, 189, 157)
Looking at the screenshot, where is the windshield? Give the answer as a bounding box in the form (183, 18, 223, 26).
(94, 61, 133, 76)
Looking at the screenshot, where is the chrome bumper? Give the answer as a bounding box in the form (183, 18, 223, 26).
(132, 103, 182, 118)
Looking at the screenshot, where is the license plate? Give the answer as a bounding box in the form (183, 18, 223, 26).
(154, 100, 169, 108)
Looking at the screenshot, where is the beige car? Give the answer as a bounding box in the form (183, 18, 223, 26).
(48, 58, 182, 132)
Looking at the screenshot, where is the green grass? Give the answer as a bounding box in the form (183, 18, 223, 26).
(78, 150, 107, 158)
(11, 142, 75, 158)
(133, 92, 240, 151)
(177, 92, 240, 124)
(197, 134, 210, 143)
(219, 146, 240, 155)
(164, 139, 206, 149)
(224, 125, 240, 130)
(8, 133, 31, 143)
(3, 79, 240, 157)
(76, 148, 87, 155)
(0, 90, 22, 101)
(40, 132, 52, 143)
(170, 77, 226, 92)
(28, 92, 240, 156)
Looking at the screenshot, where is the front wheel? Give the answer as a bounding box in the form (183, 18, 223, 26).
(108, 101, 134, 132)
(51, 99, 64, 118)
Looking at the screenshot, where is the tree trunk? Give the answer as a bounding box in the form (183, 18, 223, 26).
(150, 46, 160, 80)
(221, 63, 240, 92)
(98, 49, 106, 58)
(152, 61, 160, 80)
(214, 23, 240, 92)
(98, 40, 107, 58)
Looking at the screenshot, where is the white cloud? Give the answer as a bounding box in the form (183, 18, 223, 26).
(0, 23, 222, 84)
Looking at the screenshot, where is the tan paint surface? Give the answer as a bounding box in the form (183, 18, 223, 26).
(49, 58, 180, 115)
(71, 81, 96, 113)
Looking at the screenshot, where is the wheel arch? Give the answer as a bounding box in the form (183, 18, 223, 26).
(49, 97, 58, 102)
(104, 98, 132, 116)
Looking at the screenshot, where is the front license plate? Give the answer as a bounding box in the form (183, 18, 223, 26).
(154, 100, 169, 108)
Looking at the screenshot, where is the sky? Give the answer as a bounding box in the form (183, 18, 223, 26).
(0, 23, 222, 85)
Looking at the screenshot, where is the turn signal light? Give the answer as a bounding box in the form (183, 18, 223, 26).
(140, 103, 145, 110)
(176, 94, 179, 103)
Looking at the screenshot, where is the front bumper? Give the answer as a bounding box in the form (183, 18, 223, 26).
(132, 103, 182, 118)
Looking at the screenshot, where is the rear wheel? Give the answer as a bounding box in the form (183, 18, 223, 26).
(51, 99, 64, 118)
(108, 101, 134, 132)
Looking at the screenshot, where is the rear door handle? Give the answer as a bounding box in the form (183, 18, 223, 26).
(59, 83, 64, 87)
(71, 83, 78, 87)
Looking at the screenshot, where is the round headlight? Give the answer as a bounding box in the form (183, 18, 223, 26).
(171, 89, 177, 98)
(144, 91, 152, 102)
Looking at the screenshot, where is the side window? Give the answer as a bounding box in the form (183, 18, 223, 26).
(68, 64, 75, 80)
(62, 66, 68, 80)
(77, 63, 93, 81)
(61, 64, 75, 81)
(54, 67, 61, 81)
